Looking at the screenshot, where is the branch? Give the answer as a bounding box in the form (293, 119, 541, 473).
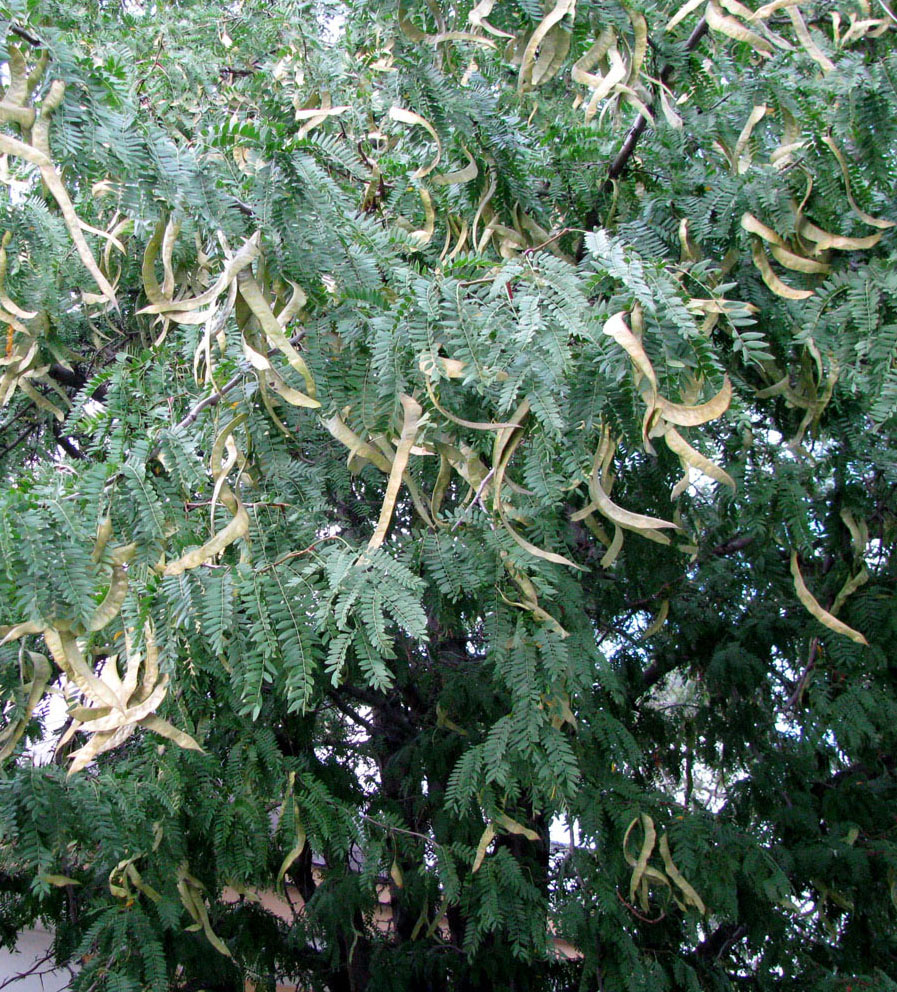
(257, 535, 347, 572)
(615, 889, 666, 924)
(151, 324, 309, 460)
(624, 533, 756, 615)
(697, 923, 748, 963)
(784, 636, 819, 710)
(0, 421, 38, 460)
(8, 25, 43, 47)
(706, 534, 755, 557)
(451, 466, 494, 531)
(53, 425, 85, 460)
(359, 812, 441, 848)
(606, 17, 709, 186)
(522, 227, 574, 255)
(326, 692, 377, 736)
(173, 370, 244, 435)
(0, 948, 71, 991)
(47, 363, 89, 390)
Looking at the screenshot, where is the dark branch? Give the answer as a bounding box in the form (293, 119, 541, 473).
(53, 426, 86, 460)
(172, 370, 243, 434)
(47, 364, 88, 391)
(8, 24, 43, 47)
(0, 422, 38, 461)
(697, 923, 748, 963)
(327, 692, 377, 737)
(606, 17, 709, 186)
(707, 534, 756, 557)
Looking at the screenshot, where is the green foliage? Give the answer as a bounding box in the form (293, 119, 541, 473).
(1, 1, 897, 990)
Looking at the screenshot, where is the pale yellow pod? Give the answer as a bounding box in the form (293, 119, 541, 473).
(468, 0, 515, 38)
(706, 1, 774, 56)
(659, 834, 706, 914)
(368, 394, 422, 550)
(238, 270, 317, 398)
(641, 600, 670, 639)
(68, 723, 136, 775)
(571, 28, 616, 88)
(496, 813, 541, 841)
(822, 133, 895, 230)
(160, 216, 181, 297)
(751, 239, 813, 299)
(663, 426, 736, 489)
(665, 0, 705, 33)
(409, 186, 436, 246)
(92, 517, 114, 562)
(750, 0, 803, 18)
(788, 7, 835, 72)
(44, 627, 126, 713)
(0, 234, 37, 319)
(265, 368, 320, 410)
(734, 104, 766, 172)
(139, 232, 260, 315)
(323, 414, 393, 473)
(19, 380, 65, 421)
(388, 106, 442, 178)
(86, 566, 129, 632)
(656, 376, 732, 426)
(140, 714, 203, 751)
(518, 0, 576, 92)
(769, 244, 830, 274)
(588, 468, 678, 533)
(28, 82, 118, 305)
(275, 279, 307, 329)
(741, 212, 784, 245)
(790, 551, 868, 645)
(603, 311, 657, 390)
(830, 567, 869, 618)
(798, 219, 883, 253)
(432, 147, 478, 186)
(600, 524, 625, 567)
(0, 652, 52, 763)
(163, 501, 249, 576)
(472, 822, 496, 873)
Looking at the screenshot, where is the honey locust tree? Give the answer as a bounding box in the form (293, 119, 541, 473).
(1, 0, 897, 989)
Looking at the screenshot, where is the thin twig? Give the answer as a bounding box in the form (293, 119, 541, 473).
(615, 889, 667, 924)
(0, 948, 71, 990)
(451, 466, 494, 531)
(714, 924, 748, 964)
(144, 371, 243, 465)
(257, 535, 346, 572)
(185, 500, 289, 511)
(359, 812, 441, 848)
(149, 325, 308, 462)
(522, 227, 574, 255)
(785, 636, 819, 710)
(0, 397, 39, 433)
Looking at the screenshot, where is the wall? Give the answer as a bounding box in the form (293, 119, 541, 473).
(0, 926, 74, 992)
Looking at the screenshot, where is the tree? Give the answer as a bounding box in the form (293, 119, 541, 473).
(1, 0, 896, 988)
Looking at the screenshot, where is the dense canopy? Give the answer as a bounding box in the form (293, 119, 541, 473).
(1, 1, 897, 989)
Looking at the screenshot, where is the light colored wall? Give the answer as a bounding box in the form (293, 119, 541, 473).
(0, 927, 74, 992)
